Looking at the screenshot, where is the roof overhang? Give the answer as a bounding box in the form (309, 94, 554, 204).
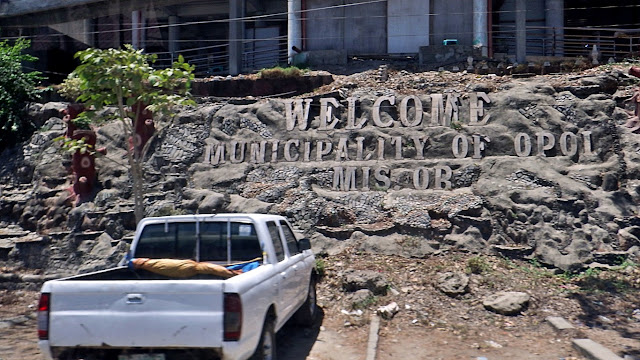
(0, 0, 190, 27)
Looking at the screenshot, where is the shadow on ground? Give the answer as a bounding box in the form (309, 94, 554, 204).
(276, 308, 325, 360)
(569, 275, 640, 356)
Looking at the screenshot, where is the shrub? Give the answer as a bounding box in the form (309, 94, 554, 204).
(466, 255, 492, 274)
(0, 39, 44, 150)
(57, 73, 84, 101)
(258, 66, 304, 79)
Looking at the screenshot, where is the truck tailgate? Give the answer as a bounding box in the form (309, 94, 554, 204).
(48, 280, 224, 348)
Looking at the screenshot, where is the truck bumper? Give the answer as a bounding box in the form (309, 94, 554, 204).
(222, 341, 253, 360)
(38, 340, 54, 360)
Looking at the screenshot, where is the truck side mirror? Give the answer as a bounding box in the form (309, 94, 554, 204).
(298, 238, 311, 251)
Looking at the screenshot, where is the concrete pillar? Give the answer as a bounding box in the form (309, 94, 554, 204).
(229, 0, 245, 75)
(132, 10, 145, 50)
(473, 0, 488, 57)
(545, 0, 564, 56)
(168, 15, 179, 61)
(288, 0, 302, 63)
(83, 19, 95, 47)
(515, 0, 526, 63)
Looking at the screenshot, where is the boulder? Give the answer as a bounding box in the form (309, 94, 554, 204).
(435, 271, 470, 297)
(342, 269, 389, 295)
(226, 195, 272, 213)
(349, 289, 374, 309)
(198, 192, 226, 213)
(483, 291, 530, 315)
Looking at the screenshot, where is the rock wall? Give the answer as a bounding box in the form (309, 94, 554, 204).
(1, 70, 639, 274)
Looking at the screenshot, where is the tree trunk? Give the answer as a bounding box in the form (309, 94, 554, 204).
(132, 159, 145, 225)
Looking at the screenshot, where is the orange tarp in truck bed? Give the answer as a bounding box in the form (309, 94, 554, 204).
(131, 258, 239, 278)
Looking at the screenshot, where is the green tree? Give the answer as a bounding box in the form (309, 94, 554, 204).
(0, 38, 44, 149)
(70, 45, 195, 224)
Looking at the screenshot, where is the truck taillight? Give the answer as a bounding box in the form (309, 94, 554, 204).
(37, 293, 50, 340)
(223, 293, 242, 341)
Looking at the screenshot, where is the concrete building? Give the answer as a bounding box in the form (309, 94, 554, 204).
(0, 0, 637, 80)
(0, 0, 289, 80)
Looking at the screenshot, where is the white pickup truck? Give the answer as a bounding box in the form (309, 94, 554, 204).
(37, 214, 318, 360)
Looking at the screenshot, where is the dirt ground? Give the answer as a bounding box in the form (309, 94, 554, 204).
(1, 252, 639, 360)
(309, 250, 640, 360)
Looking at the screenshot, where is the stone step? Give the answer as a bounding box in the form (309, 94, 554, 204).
(572, 338, 624, 360)
(0, 193, 31, 203)
(545, 316, 581, 338)
(0, 229, 29, 239)
(72, 231, 104, 241)
(48, 231, 71, 240)
(592, 251, 629, 265)
(145, 192, 166, 201)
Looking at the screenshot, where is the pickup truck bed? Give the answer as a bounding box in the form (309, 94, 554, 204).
(38, 214, 317, 360)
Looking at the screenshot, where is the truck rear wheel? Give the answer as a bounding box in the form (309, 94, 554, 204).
(295, 277, 318, 326)
(250, 319, 276, 360)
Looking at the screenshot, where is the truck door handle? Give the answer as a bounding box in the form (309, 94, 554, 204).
(126, 294, 145, 304)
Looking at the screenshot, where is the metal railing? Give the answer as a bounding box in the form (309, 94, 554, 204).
(151, 43, 230, 76)
(242, 35, 288, 72)
(493, 24, 640, 60)
(148, 35, 288, 76)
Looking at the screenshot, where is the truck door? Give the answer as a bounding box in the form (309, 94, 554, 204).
(266, 221, 297, 321)
(279, 221, 307, 307)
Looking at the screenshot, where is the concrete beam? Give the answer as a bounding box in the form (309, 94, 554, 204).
(287, 0, 302, 63)
(515, 0, 527, 63)
(83, 19, 94, 47)
(168, 15, 179, 58)
(229, 0, 245, 75)
(473, 0, 488, 57)
(545, 0, 564, 56)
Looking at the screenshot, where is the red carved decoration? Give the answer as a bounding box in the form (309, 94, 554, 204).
(626, 67, 640, 133)
(60, 104, 102, 203)
(129, 101, 155, 158)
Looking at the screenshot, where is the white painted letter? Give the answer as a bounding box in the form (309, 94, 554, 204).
(411, 135, 428, 160)
(316, 140, 332, 161)
(471, 134, 490, 159)
(205, 143, 225, 165)
(377, 137, 386, 160)
(444, 93, 460, 126)
(346, 97, 367, 129)
(469, 92, 491, 125)
(430, 94, 444, 125)
(374, 167, 391, 190)
(581, 131, 594, 155)
(335, 137, 350, 161)
(270, 140, 279, 162)
(452, 134, 469, 158)
(413, 167, 430, 190)
(283, 99, 312, 130)
(399, 95, 423, 127)
(319, 97, 340, 130)
(560, 132, 578, 156)
(514, 133, 532, 157)
(372, 96, 395, 128)
(333, 166, 357, 191)
(434, 166, 453, 190)
(284, 139, 300, 162)
(362, 167, 371, 191)
(391, 136, 403, 160)
(250, 141, 267, 163)
(536, 131, 555, 157)
(230, 141, 246, 163)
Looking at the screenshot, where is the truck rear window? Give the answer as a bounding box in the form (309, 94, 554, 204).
(134, 222, 262, 262)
